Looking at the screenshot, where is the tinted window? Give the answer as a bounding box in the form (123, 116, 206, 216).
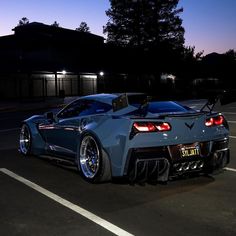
(147, 101, 190, 113)
(90, 101, 112, 114)
(57, 100, 111, 119)
(79, 100, 112, 116)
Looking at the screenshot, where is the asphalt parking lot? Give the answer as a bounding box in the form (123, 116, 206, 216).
(0, 100, 236, 236)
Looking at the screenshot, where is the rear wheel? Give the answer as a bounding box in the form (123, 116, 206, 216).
(78, 133, 111, 183)
(19, 124, 32, 156)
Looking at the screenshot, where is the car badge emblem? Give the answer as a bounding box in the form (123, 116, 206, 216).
(185, 122, 194, 130)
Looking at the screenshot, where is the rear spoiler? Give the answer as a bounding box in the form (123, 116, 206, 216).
(112, 90, 236, 113)
(112, 94, 129, 112)
(200, 90, 236, 112)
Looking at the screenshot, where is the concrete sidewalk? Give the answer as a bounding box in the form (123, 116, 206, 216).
(0, 97, 79, 113)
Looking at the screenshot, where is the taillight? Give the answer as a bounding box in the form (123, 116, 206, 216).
(133, 122, 156, 132)
(214, 115, 224, 125)
(133, 122, 171, 132)
(205, 117, 214, 127)
(156, 122, 171, 131)
(205, 115, 224, 127)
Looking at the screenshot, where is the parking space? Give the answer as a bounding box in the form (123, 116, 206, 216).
(0, 170, 113, 236)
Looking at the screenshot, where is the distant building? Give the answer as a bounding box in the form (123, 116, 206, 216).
(0, 22, 186, 99)
(0, 22, 105, 98)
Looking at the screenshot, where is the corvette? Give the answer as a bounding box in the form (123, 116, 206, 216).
(19, 93, 231, 183)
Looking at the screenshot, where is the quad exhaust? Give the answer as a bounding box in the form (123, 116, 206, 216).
(173, 160, 204, 173)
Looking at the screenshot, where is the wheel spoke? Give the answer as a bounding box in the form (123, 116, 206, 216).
(79, 135, 100, 179)
(19, 125, 31, 155)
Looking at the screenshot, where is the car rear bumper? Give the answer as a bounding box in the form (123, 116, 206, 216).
(124, 138, 229, 183)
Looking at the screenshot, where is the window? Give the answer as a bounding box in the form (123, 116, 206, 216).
(147, 101, 191, 113)
(57, 99, 111, 119)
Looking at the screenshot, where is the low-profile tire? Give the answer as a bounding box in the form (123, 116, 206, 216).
(19, 124, 32, 156)
(78, 133, 111, 183)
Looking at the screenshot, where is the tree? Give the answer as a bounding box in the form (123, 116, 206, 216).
(18, 17, 29, 26)
(103, 0, 185, 50)
(51, 21, 60, 27)
(76, 22, 90, 32)
(225, 49, 236, 61)
(183, 46, 204, 61)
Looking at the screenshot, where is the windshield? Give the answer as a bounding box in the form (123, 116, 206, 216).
(131, 101, 192, 114)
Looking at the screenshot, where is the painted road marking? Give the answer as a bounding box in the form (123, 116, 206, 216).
(223, 112, 236, 115)
(0, 168, 133, 236)
(228, 121, 236, 124)
(225, 167, 236, 173)
(229, 136, 236, 139)
(0, 128, 20, 133)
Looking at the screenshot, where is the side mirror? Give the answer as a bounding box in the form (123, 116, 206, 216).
(46, 112, 54, 120)
(46, 112, 58, 123)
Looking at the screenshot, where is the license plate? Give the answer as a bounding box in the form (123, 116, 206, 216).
(180, 147, 200, 158)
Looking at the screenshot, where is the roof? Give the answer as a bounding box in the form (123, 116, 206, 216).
(82, 93, 118, 104)
(12, 22, 104, 42)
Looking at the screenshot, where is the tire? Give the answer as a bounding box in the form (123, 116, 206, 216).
(78, 133, 111, 183)
(19, 124, 32, 156)
(204, 151, 229, 175)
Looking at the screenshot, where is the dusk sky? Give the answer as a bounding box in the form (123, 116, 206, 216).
(0, 0, 235, 55)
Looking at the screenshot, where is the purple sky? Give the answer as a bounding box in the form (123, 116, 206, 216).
(0, 0, 235, 55)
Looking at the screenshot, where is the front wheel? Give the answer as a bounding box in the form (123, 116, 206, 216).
(19, 124, 32, 156)
(78, 134, 111, 183)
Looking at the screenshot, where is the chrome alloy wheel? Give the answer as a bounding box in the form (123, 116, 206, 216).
(19, 124, 31, 155)
(79, 135, 100, 179)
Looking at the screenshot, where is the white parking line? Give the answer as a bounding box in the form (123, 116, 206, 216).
(223, 112, 236, 115)
(225, 167, 236, 173)
(229, 136, 236, 139)
(0, 168, 133, 236)
(228, 121, 236, 124)
(0, 128, 20, 133)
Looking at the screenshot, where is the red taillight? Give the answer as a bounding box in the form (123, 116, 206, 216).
(205, 115, 224, 127)
(133, 122, 156, 132)
(214, 115, 224, 125)
(133, 122, 171, 132)
(205, 117, 214, 127)
(156, 122, 171, 131)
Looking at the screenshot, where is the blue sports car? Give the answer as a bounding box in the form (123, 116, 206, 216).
(19, 93, 230, 183)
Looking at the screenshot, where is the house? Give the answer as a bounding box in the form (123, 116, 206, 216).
(0, 22, 105, 98)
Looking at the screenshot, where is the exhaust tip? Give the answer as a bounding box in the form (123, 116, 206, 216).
(174, 163, 183, 172)
(182, 162, 190, 171)
(197, 161, 204, 168)
(190, 161, 198, 170)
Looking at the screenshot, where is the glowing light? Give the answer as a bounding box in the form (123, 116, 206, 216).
(82, 75, 97, 79)
(99, 71, 104, 76)
(62, 70, 66, 75)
